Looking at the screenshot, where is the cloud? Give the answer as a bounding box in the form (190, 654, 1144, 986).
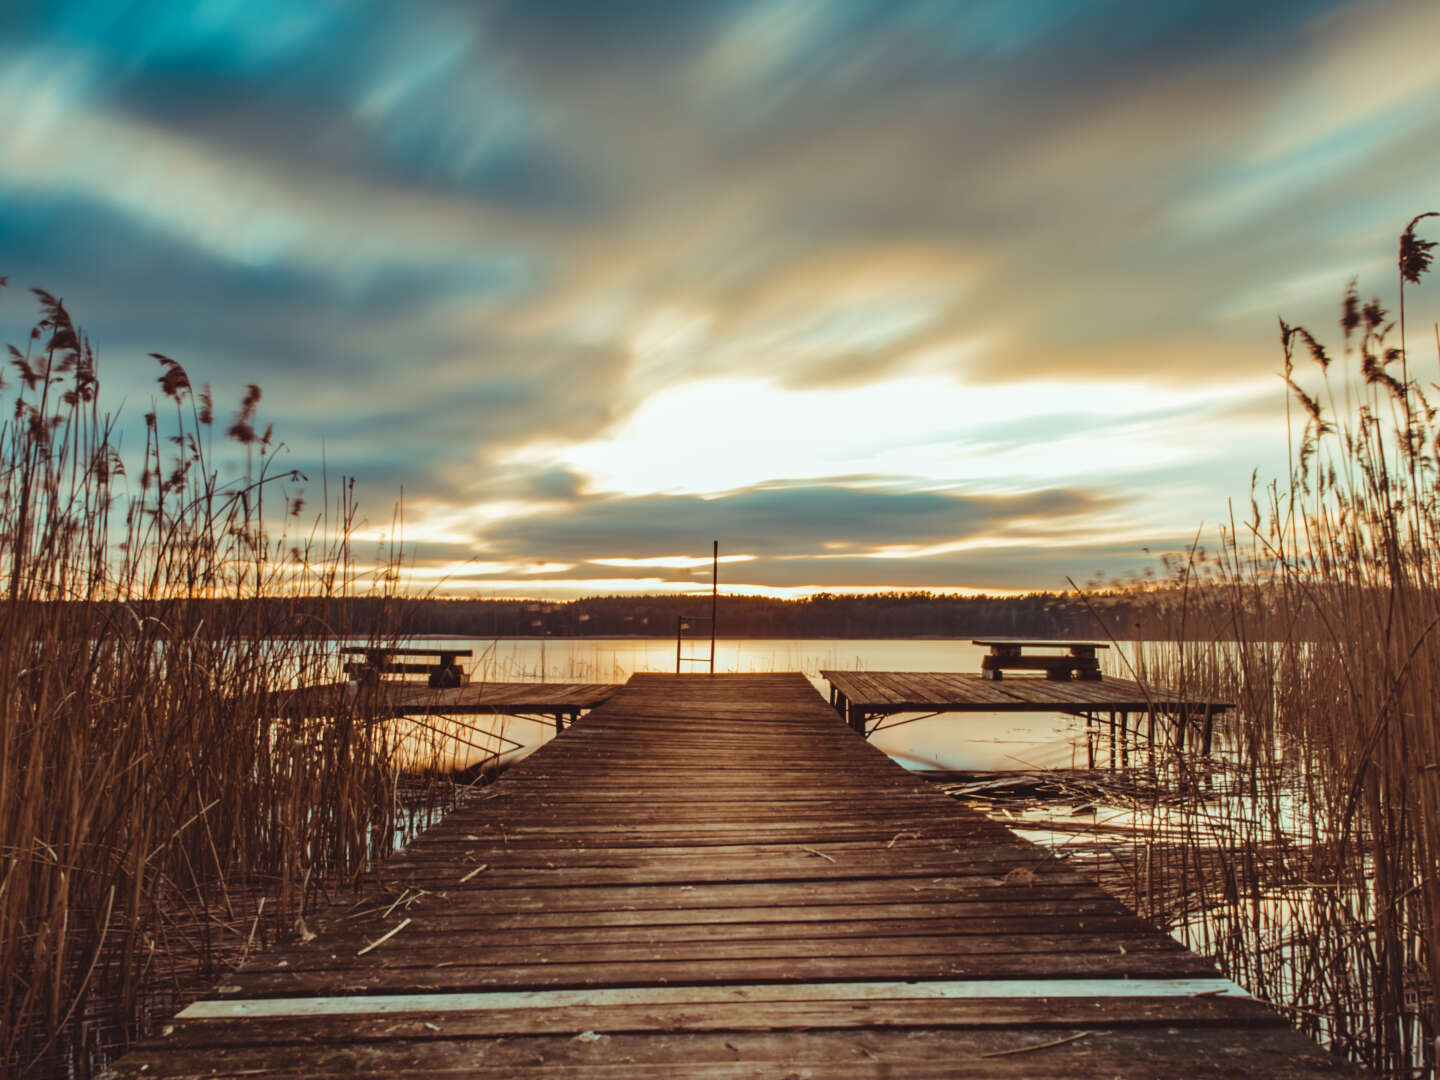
(391, 531, 1176, 599)
(501, 372, 1277, 499)
(481, 482, 1117, 561)
(2, 0, 1437, 593)
(0, 44, 552, 278)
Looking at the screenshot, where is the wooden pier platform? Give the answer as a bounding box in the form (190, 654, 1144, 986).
(111, 673, 1351, 1078)
(823, 669, 1233, 756)
(279, 680, 618, 727)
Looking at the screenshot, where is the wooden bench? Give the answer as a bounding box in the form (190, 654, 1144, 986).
(972, 638, 1107, 682)
(342, 646, 473, 688)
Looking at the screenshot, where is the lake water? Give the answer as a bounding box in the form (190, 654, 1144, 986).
(385, 636, 1130, 773)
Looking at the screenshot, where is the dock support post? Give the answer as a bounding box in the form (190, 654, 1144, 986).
(709, 540, 717, 676)
(846, 703, 868, 736)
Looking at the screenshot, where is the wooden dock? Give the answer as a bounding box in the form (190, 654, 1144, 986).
(279, 680, 618, 729)
(823, 669, 1233, 758)
(111, 673, 1352, 1078)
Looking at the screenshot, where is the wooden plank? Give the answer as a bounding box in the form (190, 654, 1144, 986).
(114, 1027, 1359, 1078)
(243, 914, 1166, 956)
(341, 647, 475, 657)
(236, 932, 1186, 976)
(180, 977, 1252, 1018)
(971, 638, 1110, 649)
(161, 995, 1284, 1048)
(314, 899, 1134, 934)
(819, 670, 876, 706)
(204, 952, 1221, 997)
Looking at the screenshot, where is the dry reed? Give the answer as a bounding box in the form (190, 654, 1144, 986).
(1098, 215, 1440, 1077)
(0, 287, 407, 1075)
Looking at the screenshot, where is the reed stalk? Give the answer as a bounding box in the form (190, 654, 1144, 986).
(0, 287, 405, 1075)
(1110, 216, 1440, 1077)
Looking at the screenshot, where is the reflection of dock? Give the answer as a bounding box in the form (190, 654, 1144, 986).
(822, 670, 1235, 760)
(115, 673, 1348, 1078)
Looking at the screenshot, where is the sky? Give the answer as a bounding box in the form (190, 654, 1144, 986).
(1, 0, 1438, 599)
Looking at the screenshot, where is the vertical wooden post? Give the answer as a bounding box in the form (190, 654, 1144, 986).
(847, 703, 867, 735)
(710, 540, 717, 676)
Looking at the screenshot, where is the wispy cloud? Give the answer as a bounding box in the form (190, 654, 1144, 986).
(1, 0, 1436, 595)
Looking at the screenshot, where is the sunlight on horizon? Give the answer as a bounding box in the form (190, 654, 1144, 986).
(504, 373, 1281, 498)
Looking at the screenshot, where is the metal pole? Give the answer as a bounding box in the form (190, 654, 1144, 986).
(676, 615, 682, 674)
(709, 540, 718, 675)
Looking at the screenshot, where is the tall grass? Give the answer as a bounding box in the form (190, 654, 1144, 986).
(1110, 215, 1440, 1077)
(0, 288, 404, 1075)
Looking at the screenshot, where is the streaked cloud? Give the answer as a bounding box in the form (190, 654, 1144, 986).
(481, 483, 1115, 559)
(1, 0, 1436, 596)
(504, 373, 1276, 498)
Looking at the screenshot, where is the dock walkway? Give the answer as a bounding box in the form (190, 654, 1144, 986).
(113, 673, 1351, 1077)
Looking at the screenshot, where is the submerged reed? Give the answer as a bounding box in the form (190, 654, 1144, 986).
(0, 287, 405, 1075)
(1107, 215, 1440, 1077)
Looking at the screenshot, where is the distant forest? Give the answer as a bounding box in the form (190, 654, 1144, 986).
(57, 590, 1158, 640)
(330, 591, 1155, 640)
(62, 584, 1330, 642)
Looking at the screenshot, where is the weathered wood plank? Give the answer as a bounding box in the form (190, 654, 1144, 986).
(220, 950, 1219, 997)
(113, 1027, 1358, 1078)
(240, 931, 1186, 976)
(158, 994, 1284, 1048)
(246, 914, 1166, 956)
